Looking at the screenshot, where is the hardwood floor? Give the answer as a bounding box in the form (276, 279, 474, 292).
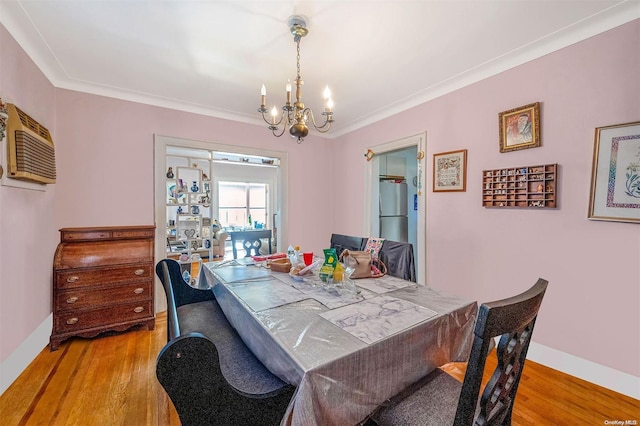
(1, 312, 638, 425)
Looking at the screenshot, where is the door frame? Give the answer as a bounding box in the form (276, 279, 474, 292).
(153, 134, 289, 310)
(363, 132, 426, 284)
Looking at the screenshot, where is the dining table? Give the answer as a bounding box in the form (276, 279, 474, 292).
(202, 261, 477, 426)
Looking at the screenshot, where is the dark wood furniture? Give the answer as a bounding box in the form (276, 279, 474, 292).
(155, 259, 294, 425)
(50, 225, 155, 351)
(482, 163, 557, 208)
(371, 278, 549, 426)
(229, 229, 272, 258)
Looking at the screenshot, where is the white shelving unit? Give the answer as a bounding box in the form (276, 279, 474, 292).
(165, 158, 213, 284)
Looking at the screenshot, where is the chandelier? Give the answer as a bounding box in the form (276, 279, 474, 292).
(258, 15, 334, 143)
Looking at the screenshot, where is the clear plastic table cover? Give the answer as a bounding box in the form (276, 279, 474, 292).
(202, 263, 477, 426)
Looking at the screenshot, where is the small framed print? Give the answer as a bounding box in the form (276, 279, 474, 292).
(499, 102, 541, 153)
(433, 149, 467, 192)
(588, 121, 640, 223)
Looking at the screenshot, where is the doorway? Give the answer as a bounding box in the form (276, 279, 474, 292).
(364, 133, 426, 284)
(153, 134, 289, 310)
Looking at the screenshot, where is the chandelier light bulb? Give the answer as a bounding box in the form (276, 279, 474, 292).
(323, 86, 331, 100)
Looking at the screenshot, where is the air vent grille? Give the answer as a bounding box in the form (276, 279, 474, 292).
(6, 103, 57, 184)
(14, 131, 57, 181)
(14, 105, 52, 142)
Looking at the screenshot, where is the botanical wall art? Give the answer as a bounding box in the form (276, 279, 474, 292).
(588, 121, 640, 223)
(499, 102, 541, 153)
(433, 149, 467, 192)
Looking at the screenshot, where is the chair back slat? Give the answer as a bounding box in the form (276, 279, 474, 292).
(242, 238, 262, 257)
(454, 278, 548, 426)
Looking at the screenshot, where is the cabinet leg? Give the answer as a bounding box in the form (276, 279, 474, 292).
(146, 318, 156, 331)
(49, 338, 61, 352)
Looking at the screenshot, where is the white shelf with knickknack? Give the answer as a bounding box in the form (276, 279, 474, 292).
(166, 165, 211, 259)
(164, 156, 229, 285)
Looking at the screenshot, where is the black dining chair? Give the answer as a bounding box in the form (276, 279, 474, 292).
(231, 234, 269, 258)
(330, 233, 367, 258)
(369, 278, 549, 426)
(241, 237, 263, 257)
(378, 240, 416, 282)
(155, 259, 295, 425)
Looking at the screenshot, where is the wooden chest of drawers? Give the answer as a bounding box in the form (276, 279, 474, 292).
(50, 225, 156, 351)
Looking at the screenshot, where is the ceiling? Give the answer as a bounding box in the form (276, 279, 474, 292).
(1, 1, 638, 138)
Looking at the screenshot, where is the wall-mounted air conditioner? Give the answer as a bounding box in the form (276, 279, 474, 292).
(5, 103, 56, 185)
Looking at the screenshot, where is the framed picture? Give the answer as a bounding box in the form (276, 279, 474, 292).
(588, 121, 640, 223)
(433, 149, 467, 192)
(499, 102, 541, 153)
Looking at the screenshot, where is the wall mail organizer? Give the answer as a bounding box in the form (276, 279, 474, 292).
(482, 163, 557, 208)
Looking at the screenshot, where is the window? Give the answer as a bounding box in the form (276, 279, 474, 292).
(218, 182, 268, 229)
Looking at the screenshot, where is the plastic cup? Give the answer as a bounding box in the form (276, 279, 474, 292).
(303, 252, 313, 266)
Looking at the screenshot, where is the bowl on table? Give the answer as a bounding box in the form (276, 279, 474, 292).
(289, 266, 312, 281)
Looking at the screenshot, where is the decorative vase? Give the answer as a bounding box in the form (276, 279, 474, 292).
(191, 181, 199, 192)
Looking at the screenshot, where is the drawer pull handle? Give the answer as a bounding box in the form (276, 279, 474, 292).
(66, 297, 78, 304)
(134, 288, 144, 294)
(66, 318, 79, 325)
(134, 307, 144, 313)
(134, 269, 144, 276)
(67, 276, 79, 283)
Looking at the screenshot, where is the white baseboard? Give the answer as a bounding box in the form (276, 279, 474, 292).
(527, 342, 639, 400)
(0, 314, 52, 395)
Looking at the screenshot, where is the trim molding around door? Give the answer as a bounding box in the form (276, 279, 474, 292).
(153, 134, 289, 310)
(364, 132, 426, 285)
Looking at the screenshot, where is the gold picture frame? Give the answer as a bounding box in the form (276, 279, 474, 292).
(433, 149, 467, 192)
(499, 102, 541, 153)
(588, 121, 640, 223)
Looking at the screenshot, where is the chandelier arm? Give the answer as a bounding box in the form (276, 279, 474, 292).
(262, 112, 280, 125)
(261, 106, 296, 127)
(304, 108, 333, 132)
(285, 107, 296, 124)
(260, 111, 281, 126)
(271, 125, 287, 138)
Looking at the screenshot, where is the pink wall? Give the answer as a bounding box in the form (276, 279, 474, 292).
(0, 25, 58, 360)
(1, 23, 336, 362)
(53, 91, 336, 245)
(333, 20, 640, 377)
(1, 19, 638, 381)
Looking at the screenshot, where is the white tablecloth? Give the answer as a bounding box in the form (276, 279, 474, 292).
(202, 263, 477, 426)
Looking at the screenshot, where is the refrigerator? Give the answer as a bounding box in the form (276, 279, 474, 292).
(379, 181, 408, 242)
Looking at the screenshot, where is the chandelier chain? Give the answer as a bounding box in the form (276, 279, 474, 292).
(296, 40, 301, 80)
